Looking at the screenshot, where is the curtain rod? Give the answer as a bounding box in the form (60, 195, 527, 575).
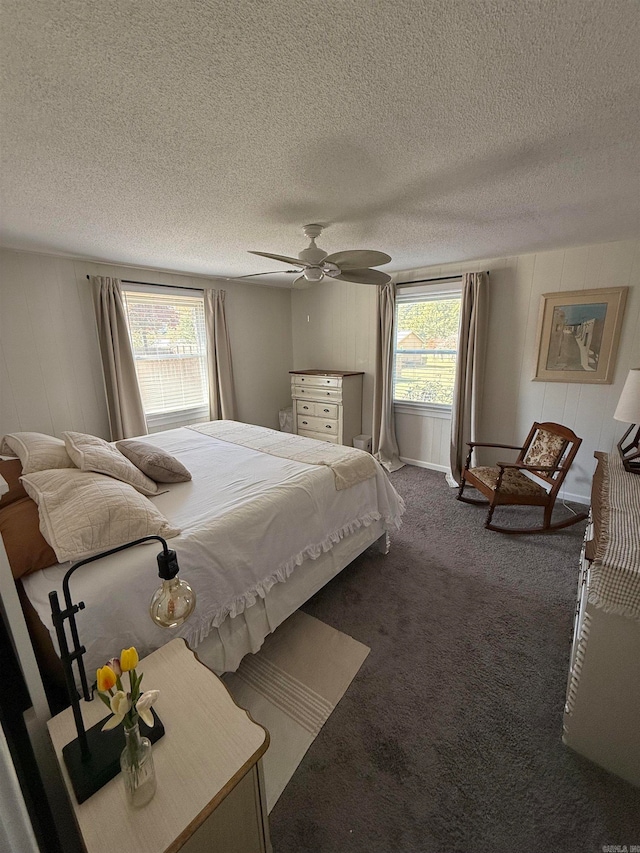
(397, 271, 489, 286)
(86, 275, 203, 292)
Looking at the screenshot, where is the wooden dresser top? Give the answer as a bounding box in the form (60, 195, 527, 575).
(290, 369, 364, 377)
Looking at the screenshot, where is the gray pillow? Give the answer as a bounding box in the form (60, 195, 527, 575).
(115, 440, 192, 483)
(63, 431, 158, 496)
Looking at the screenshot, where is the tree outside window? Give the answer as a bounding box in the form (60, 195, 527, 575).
(393, 296, 461, 407)
(122, 289, 209, 428)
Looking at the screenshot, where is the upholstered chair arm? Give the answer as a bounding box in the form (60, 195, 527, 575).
(462, 442, 524, 475)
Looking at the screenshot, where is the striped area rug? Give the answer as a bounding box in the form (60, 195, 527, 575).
(223, 611, 370, 812)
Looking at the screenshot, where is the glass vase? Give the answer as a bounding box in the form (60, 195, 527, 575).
(120, 722, 156, 808)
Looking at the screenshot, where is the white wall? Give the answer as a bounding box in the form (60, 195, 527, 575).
(292, 239, 640, 502)
(291, 279, 378, 437)
(0, 249, 293, 439)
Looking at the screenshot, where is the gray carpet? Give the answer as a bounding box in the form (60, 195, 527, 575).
(269, 465, 640, 853)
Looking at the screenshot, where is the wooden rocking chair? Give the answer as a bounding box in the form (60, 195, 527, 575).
(456, 422, 589, 533)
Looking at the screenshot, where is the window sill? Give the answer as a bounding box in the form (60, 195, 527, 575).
(146, 405, 210, 432)
(393, 402, 452, 420)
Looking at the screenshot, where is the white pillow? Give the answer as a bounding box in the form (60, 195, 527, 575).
(63, 431, 158, 496)
(1, 432, 75, 474)
(21, 469, 180, 563)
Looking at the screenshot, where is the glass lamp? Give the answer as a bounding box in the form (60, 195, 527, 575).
(613, 367, 640, 474)
(49, 535, 196, 803)
(150, 547, 196, 627)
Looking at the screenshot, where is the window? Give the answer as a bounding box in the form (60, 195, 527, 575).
(393, 281, 462, 414)
(122, 286, 209, 431)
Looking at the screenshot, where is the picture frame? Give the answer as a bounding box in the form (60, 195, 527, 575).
(533, 287, 628, 384)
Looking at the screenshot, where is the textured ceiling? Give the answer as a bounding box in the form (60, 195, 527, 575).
(1, 0, 639, 286)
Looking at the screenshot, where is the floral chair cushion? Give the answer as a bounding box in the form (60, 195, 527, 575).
(469, 466, 547, 497)
(523, 430, 566, 471)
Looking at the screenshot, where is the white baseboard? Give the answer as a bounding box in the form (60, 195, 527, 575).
(399, 456, 450, 474)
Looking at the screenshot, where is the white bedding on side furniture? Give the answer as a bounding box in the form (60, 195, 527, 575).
(22, 427, 403, 679)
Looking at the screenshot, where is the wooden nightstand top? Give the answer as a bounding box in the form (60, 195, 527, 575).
(47, 638, 269, 853)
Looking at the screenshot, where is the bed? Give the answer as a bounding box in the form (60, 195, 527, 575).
(0, 422, 404, 708)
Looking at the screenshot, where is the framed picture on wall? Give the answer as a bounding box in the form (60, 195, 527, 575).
(533, 287, 628, 384)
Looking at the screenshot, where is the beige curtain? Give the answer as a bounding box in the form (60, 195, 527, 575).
(0, 723, 39, 853)
(372, 281, 403, 471)
(91, 276, 147, 440)
(205, 289, 237, 420)
(449, 271, 488, 485)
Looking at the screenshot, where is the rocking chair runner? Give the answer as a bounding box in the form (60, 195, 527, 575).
(457, 421, 589, 533)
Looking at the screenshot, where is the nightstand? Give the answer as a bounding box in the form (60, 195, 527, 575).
(47, 638, 271, 853)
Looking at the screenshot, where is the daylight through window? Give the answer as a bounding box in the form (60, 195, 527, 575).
(122, 287, 209, 430)
(393, 284, 462, 409)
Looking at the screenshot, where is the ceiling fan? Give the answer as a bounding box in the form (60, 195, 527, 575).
(245, 224, 392, 288)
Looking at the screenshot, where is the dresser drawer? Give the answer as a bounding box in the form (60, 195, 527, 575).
(297, 429, 340, 444)
(314, 402, 339, 419)
(297, 414, 339, 436)
(295, 400, 339, 419)
(292, 385, 343, 403)
(292, 375, 342, 389)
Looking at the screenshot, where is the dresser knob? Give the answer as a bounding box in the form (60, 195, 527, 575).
(302, 421, 308, 425)
(303, 406, 309, 410)
(323, 408, 329, 412)
(325, 425, 331, 429)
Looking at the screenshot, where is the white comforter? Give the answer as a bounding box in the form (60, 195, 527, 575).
(23, 427, 404, 679)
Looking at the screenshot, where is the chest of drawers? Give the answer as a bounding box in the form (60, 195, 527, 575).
(290, 370, 364, 447)
(562, 452, 640, 786)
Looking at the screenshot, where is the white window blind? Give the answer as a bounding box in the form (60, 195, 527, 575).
(393, 280, 462, 414)
(121, 287, 209, 430)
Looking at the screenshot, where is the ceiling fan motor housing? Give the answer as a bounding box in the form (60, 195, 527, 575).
(298, 224, 328, 268)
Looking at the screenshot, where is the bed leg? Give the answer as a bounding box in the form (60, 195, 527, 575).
(373, 532, 390, 555)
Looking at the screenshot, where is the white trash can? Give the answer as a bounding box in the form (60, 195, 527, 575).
(353, 434, 372, 453)
(279, 406, 293, 433)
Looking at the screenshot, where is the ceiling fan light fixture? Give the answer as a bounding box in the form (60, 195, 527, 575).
(322, 262, 341, 278)
(303, 267, 324, 282)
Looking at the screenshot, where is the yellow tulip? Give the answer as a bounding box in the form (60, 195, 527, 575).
(120, 647, 139, 672)
(96, 665, 116, 692)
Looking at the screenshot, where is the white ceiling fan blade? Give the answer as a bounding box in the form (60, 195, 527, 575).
(231, 270, 298, 279)
(335, 268, 392, 285)
(324, 250, 391, 270)
(248, 250, 310, 268)
(293, 275, 312, 289)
